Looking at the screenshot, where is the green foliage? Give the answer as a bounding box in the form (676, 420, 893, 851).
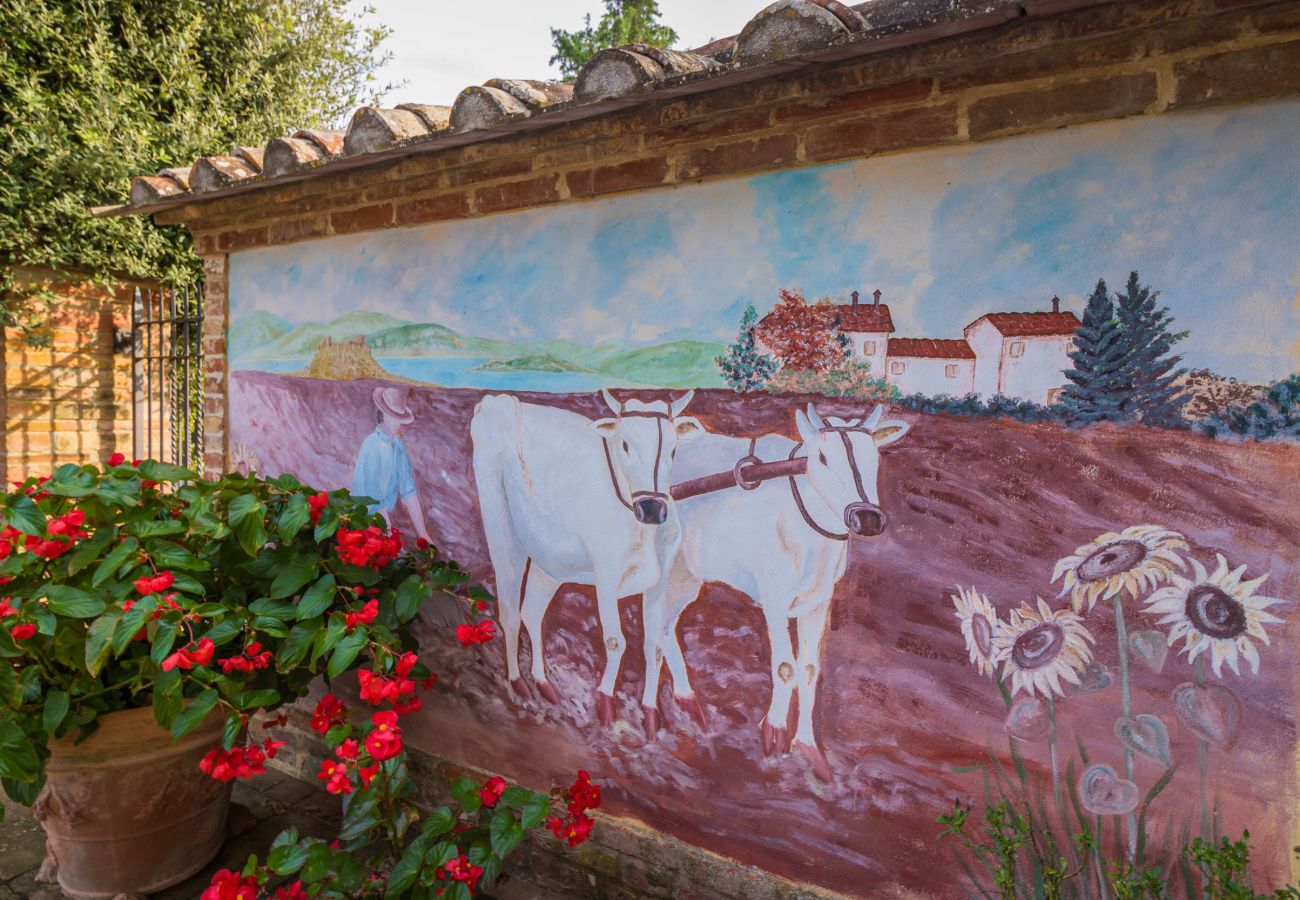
(715, 304, 778, 392)
(0, 461, 466, 802)
(1199, 373, 1300, 441)
(1056, 272, 1188, 427)
(895, 391, 1061, 422)
(767, 358, 898, 401)
(549, 0, 678, 79)
(1057, 278, 1130, 424)
(0, 0, 394, 337)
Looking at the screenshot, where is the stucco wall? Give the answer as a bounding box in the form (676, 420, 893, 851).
(885, 354, 975, 395)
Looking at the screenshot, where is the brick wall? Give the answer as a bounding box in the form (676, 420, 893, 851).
(1, 272, 136, 483)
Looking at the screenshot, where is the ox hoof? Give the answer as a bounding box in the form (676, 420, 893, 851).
(674, 694, 708, 731)
(535, 680, 561, 704)
(510, 678, 533, 701)
(642, 705, 659, 740)
(796, 740, 835, 782)
(596, 692, 617, 727)
(760, 718, 789, 757)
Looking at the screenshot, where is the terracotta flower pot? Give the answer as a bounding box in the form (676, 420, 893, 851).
(32, 705, 231, 899)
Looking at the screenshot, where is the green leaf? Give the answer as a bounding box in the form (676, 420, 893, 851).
(136, 460, 195, 483)
(269, 554, 318, 599)
(277, 621, 318, 669)
(126, 519, 187, 538)
(0, 721, 41, 782)
(41, 585, 105, 618)
(2, 495, 46, 536)
(521, 793, 551, 831)
(268, 839, 310, 876)
(295, 574, 336, 621)
(313, 505, 340, 542)
(227, 494, 267, 557)
(249, 597, 296, 620)
(84, 613, 120, 676)
(42, 690, 70, 734)
(0, 665, 20, 708)
(421, 806, 455, 839)
(325, 628, 367, 679)
(441, 882, 471, 900)
(172, 689, 219, 738)
(3, 774, 45, 805)
(150, 625, 180, 666)
(386, 833, 430, 897)
(500, 785, 531, 811)
(450, 778, 483, 813)
(232, 689, 280, 710)
(222, 710, 243, 750)
(251, 616, 289, 638)
(147, 540, 210, 572)
(112, 597, 155, 654)
(395, 574, 430, 622)
(152, 671, 182, 730)
(92, 537, 138, 587)
(64, 526, 116, 576)
(277, 493, 311, 542)
(489, 807, 524, 858)
(426, 840, 459, 868)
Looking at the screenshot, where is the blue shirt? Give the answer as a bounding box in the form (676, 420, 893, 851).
(351, 427, 417, 514)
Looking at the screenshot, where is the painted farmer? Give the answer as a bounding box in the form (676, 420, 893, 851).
(351, 386, 433, 544)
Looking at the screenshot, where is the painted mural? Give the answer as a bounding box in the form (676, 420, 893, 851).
(227, 99, 1300, 897)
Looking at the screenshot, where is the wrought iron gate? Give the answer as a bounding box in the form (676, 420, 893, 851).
(131, 284, 204, 473)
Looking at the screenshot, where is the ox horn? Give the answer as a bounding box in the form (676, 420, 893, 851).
(600, 388, 622, 414)
(805, 403, 826, 430)
(863, 405, 884, 431)
(669, 390, 695, 418)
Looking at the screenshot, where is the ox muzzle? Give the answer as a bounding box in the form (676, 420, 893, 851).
(632, 493, 669, 526)
(844, 502, 887, 537)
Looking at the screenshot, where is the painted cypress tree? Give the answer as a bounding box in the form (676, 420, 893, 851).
(716, 304, 778, 392)
(1056, 279, 1131, 423)
(1113, 271, 1188, 426)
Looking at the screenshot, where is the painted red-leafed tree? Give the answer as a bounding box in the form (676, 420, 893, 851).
(755, 289, 847, 372)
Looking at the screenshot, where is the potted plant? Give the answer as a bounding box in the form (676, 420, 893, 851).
(0, 456, 482, 898)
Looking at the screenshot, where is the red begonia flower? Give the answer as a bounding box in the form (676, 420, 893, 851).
(479, 775, 507, 808)
(10, 623, 36, 641)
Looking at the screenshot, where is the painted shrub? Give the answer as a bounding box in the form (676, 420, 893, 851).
(227, 100, 1300, 896)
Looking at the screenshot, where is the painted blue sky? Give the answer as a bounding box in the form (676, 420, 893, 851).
(231, 99, 1300, 381)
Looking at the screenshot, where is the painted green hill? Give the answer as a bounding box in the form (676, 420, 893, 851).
(244, 310, 412, 359)
(230, 311, 292, 358)
(471, 354, 595, 374)
(596, 340, 727, 388)
(367, 322, 522, 359)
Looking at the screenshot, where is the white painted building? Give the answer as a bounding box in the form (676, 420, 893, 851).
(756, 290, 1079, 404)
(884, 339, 977, 396)
(963, 301, 1080, 403)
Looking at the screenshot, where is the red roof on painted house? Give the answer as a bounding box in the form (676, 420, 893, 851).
(837, 303, 895, 333)
(888, 338, 976, 359)
(967, 311, 1081, 337)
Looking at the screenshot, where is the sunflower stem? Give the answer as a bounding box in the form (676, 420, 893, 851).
(1111, 595, 1137, 863)
(1047, 694, 1064, 831)
(1195, 656, 1211, 843)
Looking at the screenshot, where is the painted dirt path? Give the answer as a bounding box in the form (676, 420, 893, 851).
(232, 371, 1300, 898)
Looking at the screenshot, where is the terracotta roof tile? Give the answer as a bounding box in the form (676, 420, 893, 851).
(836, 302, 894, 333)
(888, 338, 976, 359)
(969, 311, 1081, 337)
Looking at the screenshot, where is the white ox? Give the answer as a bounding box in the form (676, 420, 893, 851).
(643, 403, 910, 779)
(470, 390, 701, 723)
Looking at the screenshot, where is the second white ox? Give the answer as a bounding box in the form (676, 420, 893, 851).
(643, 403, 910, 780)
(470, 389, 702, 723)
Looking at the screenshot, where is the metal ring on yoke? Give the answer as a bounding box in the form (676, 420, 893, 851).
(733, 455, 763, 490)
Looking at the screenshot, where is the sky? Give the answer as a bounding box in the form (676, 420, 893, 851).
(232, 100, 1300, 382)
(346, 0, 762, 109)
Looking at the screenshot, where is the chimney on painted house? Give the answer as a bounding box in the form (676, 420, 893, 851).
(851, 290, 859, 307)
(873, 289, 882, 306)
(1051, 295, 1060, 313)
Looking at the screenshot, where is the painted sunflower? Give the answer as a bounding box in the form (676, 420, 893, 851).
(952, 586, 1000, 678)
(1053, 524, 1188, 613)
(992, 598, 1095, 699)
(1144, 554, 1285, 677)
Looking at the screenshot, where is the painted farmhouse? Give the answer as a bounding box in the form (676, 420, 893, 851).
(762, 291, 1080, 404)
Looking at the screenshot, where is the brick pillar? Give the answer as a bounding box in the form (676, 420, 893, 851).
(201, 254, 229, 477)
